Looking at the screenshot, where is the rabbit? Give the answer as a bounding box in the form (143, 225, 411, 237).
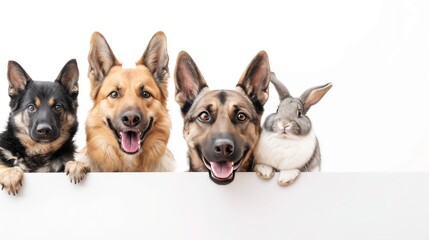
(253, 72, 332, 185)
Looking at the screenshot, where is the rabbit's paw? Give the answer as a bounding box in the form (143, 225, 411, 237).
(278, 169, 300, 186)
(65, 161, 90, 184)
(0, 166, 24, 196)
(255, 164, 275, 179)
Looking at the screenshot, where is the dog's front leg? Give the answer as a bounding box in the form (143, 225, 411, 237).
(65, 160, 90, 184)
(0, 164, 23, 195)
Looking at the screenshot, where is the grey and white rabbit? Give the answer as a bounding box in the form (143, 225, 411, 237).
(254, 72, 332, 185)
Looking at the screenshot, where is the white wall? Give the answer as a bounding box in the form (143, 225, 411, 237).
(0, 173, 428, 239)
(0, 0, 428, 172)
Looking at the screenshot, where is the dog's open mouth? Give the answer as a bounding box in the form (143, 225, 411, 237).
(119, 131, 142, 154)
(107, 118, 153, 154)
(202, 157, 244, 184)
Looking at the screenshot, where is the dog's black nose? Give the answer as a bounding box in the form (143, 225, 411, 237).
(37, 123, 52, 137)
(214, 139, 234, 157)
(121, 111, 141, 127)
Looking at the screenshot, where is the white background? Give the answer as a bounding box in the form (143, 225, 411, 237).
(0, 0, 428, 172)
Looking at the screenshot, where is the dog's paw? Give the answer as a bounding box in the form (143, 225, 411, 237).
(255, 164, 275, 179)
(0, 166, 24, 196)
(278, 169, 300, 186)
(65, 161, 90, 184)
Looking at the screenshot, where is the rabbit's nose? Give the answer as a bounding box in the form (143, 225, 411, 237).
(278, 121, 291, 129)
(283, 125, 290, 133)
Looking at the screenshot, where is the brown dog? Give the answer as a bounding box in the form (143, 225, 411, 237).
(174, 51, 270, 184)
(78, 31, 175, 172)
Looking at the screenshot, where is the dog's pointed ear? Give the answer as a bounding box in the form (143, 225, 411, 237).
(88, 32, 120, 98)
(236, 51, 270, 115)
(56, 59, 79, 98)
(7, 60, 32, 97)
(137, 31, 169, 92)
(174, 51, 208, 115)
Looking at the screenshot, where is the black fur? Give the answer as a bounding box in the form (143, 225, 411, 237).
(236, 83, 265, 115)
(0, 60, 79, 172)
(217, 91, 227, 104)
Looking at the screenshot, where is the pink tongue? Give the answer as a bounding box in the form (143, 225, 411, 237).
(210, 161, 234, 179)
(120, 131, 140, 153)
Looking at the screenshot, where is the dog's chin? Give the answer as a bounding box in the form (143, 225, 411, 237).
(202, 157, 244, 185)
(209, 171, 235, 185)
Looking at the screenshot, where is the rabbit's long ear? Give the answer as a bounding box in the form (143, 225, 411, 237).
(300, 83, 332, 113)
(270, 72, 290, 100)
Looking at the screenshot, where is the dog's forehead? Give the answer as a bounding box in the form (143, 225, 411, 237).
(16, 81, 72, 112)
(109, 65, 153, 79)
(191, 89, 255, 112)
(26, 81, 63, 98)
(104, 66, 159, 89)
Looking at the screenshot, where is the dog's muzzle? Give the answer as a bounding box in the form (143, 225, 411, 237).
(107, 116, 153, 155)
(201, 136, 246, 185)
(30, 122, 60, 143)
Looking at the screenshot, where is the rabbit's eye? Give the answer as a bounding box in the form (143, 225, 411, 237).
(276, 107, 279, 113)
(236, 112, 248, 122)
(297, 110, 303, 118)
(198, 111, 211, 123)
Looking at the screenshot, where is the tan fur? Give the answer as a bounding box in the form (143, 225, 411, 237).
(0, 165, 23, 195)
(81, 32, 174, 172)
(35, 97, 41, 108)
(65, 161, 90, 183)
(48, 97, 55, 107)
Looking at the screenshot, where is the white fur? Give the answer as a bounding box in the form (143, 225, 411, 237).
(0, 147, 18, 163)
(278, 169, 300, 185)
(254, 129, 317, 170)
(254, 163, 275, 179)
(0, 147, 28, 171)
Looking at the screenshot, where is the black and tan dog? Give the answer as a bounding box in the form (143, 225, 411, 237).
(0, 59, 88, 195)
(174, 51, 270, 184)
(78, 31, 175, 172)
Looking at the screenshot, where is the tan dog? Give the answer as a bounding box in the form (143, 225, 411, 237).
(78, 31, 174, 172)
(174, 51, 270, 184)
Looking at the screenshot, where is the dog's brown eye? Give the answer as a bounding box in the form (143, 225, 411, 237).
(142, 91, 151, 98)
(237, 112, 247, 122)
(109, 91, 119, 98)
(27, 104, 35, 112)
(198, 111, 211, 123)
(54, 104, 63, 113)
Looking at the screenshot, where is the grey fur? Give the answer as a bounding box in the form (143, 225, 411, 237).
(254, 72, 332, 182)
